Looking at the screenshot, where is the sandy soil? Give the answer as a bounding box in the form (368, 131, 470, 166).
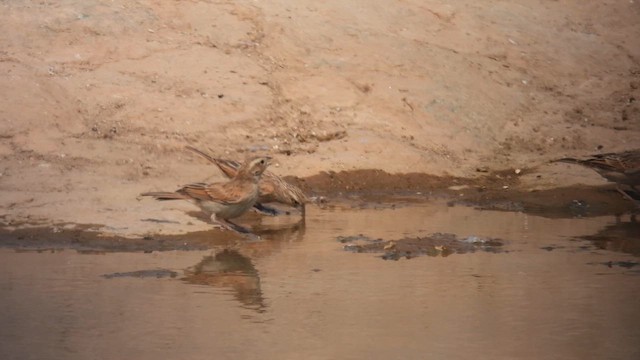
(1, 0, 639, 237)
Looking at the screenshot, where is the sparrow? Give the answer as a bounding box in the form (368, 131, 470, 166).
(552, 149, 640, 204)
(141, 156, 272, 234)
(185, 145, 309, 216)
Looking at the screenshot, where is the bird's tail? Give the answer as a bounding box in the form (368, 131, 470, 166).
(550, 157, 583, 165)
(140, 192, 188, 201)
(185, 145, 240, 179)
(185, 145, 217, 164)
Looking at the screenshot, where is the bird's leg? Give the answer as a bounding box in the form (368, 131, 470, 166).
(212, 216, 249, 233)
(208, 214, 226, 230)
(225, 221, 261, 242)
(222, 220, 251, 234)
(209, 214, 261, 240)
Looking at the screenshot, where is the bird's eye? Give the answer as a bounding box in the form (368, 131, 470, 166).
(260, 159, 265, 165)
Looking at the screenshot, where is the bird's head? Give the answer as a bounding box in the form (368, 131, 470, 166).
(238, 156, 272, 180)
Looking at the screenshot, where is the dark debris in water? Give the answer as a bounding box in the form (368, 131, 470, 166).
(458, 200, 525, 213)
(140, 218, 181, 224)
(588, 261, 640, 269)
(339, 233, 505, 260)
(540, 245, 566, 252)
(337, 234, 384, 245)
(102, 269, 178, 279)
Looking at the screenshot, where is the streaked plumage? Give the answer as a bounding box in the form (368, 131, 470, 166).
(141, 156, 271, 233)
(553, 150, 640, 189)
(186, 145, 308, 215)
(553, 149, 640, 206)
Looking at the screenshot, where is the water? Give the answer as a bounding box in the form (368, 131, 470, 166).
(1, 201, 639, 360)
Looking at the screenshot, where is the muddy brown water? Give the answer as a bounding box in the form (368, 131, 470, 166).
(1, 199, 639, 360)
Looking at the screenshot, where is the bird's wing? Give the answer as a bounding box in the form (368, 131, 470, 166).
(585, 151, 640, 171)
(259, 178, 277, 197)
(618, 151, 640, 171)
(176, 183, 212, 201)
(178, 181, 254, 205)
(556, 154, 626, 172)
(587, 155, 624, 172)
(584, 157, 621, 171)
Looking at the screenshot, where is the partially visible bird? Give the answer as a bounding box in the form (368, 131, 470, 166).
(552, 149, 640, 204)
(141, 156, 272, 234)
(185, 145, 308, 216)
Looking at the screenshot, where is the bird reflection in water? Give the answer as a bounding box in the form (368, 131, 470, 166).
(581, 214, 640, 256)
(183, 249, 266, 312)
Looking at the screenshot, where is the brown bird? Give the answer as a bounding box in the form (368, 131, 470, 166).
(185, 145, 308, 216)
(141, 156, 272, 234)
(553, 149, 640, 204)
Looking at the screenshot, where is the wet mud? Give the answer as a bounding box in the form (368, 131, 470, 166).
(297, 169, 637, 217)
(0, 223, 239, 252)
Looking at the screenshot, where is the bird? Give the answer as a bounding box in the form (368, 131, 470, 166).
(185, 145, 309, 216)
(141, 156, 272, 234)
(552, 149, 640, 204)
